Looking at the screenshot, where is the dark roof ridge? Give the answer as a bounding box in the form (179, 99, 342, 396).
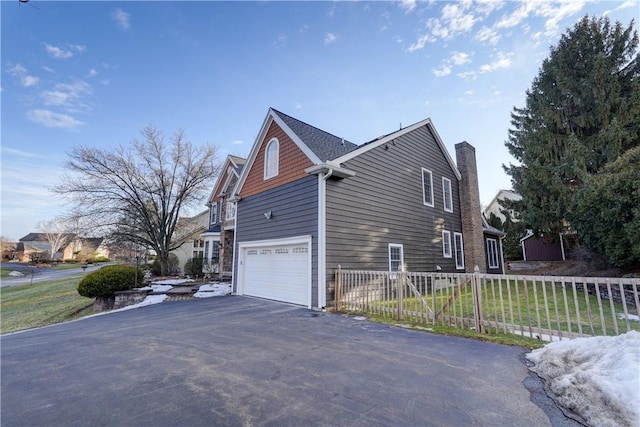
(271, 108, 356, 146)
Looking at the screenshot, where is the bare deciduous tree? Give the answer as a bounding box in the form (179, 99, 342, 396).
(37, 219, 74, 261)
(54, 126, 220, 275)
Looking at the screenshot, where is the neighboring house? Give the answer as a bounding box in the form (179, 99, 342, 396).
(483, 189, 522, 223)
(229, 108, 495, 310)
(483, 218, 506, 274)
(200, 155, 247, 278)
(520, 231, 565, 262)
(17, 233, 74, 261)
(62, 237, 110, 261)
(171, 210, 210, 275)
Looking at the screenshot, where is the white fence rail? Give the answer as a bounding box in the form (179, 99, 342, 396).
(334, 267, 640, 341)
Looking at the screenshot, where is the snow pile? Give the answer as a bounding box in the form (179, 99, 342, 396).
(527, 331, 640, 427)
(194, 283, 231, 298)
(8, 271, 24, 277)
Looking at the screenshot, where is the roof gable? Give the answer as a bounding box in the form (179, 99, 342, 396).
(207, 155, 246, 205)
(332, 118, 462, 180)
(235, 108, 356, 197)
(271, 109, 358, 161)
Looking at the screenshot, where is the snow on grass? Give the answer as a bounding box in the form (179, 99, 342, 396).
(618, 313, 639, 321)
(194, 283, 231, 298)
(526, 331, 640, 427)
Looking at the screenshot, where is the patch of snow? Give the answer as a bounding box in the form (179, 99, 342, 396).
(8, 271, 24, 277)
(618, 313, 639, 321)
(526, 331, 640, 427)
(152, 278, 193, 285)
(85, 294, 168, 318)
(193, 283, 231, 298)
(512, 329, 563, 342)
(151, 284, 173, 292)
(353, 316, 367, 321)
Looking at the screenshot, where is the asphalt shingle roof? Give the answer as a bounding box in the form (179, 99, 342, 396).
(272, 109, 358, 162)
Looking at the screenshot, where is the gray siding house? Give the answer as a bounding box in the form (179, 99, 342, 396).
(231, 108, 496, 309)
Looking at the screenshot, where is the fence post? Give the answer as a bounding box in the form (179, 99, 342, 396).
(472, 265, 484, 333)
(335, 265, 342, 311)
(398, 271, 404, 321)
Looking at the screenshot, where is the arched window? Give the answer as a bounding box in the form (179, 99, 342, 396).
(264, 138, 279, 179)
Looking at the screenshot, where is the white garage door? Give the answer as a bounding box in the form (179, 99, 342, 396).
(240, 240, 310, 306)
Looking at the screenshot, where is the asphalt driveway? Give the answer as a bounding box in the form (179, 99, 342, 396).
(1, 296, 579, 427)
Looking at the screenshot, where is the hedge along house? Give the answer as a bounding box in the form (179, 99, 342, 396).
(231, 108, 493, 309)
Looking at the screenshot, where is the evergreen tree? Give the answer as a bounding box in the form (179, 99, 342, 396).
(571, 146, 640, 268)
(504, 16, 639, 237)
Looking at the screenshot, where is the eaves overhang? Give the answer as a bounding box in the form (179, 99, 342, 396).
(305, 163, 356, 179)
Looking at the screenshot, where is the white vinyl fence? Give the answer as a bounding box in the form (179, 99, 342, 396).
(334, 267, 640, 341)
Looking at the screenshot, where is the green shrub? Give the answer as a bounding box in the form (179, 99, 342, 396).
(93, 256, 110, 263)
(184, 257, 204, 279)
(77, 265, 144, 298)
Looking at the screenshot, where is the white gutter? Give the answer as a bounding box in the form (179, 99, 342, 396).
(317, 171, 329, 309)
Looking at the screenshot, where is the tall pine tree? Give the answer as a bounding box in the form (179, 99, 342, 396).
(504, 16, 639, 238)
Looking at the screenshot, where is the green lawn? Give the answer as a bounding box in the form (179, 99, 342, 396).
(1, 277, 95, 334)
(342, 276, 640, 338)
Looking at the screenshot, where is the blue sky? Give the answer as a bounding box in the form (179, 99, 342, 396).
(1, 0, 638, 241)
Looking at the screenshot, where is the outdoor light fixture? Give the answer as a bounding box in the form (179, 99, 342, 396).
(264, 210, 272, 219)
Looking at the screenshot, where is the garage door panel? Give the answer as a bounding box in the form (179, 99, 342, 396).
(241, 241, 310, 306)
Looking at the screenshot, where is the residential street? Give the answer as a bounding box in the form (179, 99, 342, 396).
(0, 296, 580, 426)
(0, 263, 105, 288)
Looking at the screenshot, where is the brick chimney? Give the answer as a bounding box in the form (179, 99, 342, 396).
(455, 141, 486, 273)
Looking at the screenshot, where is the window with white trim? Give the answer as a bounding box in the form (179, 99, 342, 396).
(388, 243, 404, 272)
(442, 230, 452, 258)
(210, 202, 218, 225)
(226, 201, 236, 220)
(442, 177, 453, 213)
(422, 168, 434, 207)
(264, 138, 279, 179)
(487, 238, 499, 269)
(454, 232, 464, 270)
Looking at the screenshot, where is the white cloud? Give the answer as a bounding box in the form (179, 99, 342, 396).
(406, 33, 433, 52)
(112, 8, 131, 31)
(476, 26, 500, 44)
(605, 0, 638, 15)
(40, 80, 92, 110)
(433, 66, 451, 77)
(8, 64, 40, 87)
(540, 0, 586, 36)
(1, 147, 38, 158)
(272, 34, 287, 48)
(457, 70, 477, 81)
(324, 33, 337, 45)
(231, 140, 243, 145)
(26, 109, 84, 129)
(45, 43, 85, 59)
(399, 0, 416, 13)
(87, 69, 98, 78)
(479, 51, 512, 73)
(464, 90, 474, 95)
(450, 51, 471, 66)
(495, 1, 537, 29)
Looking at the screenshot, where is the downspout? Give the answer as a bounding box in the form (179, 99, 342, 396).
(317, 169, 333, 310)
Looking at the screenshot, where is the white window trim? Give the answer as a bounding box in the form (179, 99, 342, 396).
(442, 177, 453, 213)
(422, 168, 434, 207)
(210, 202, 218, 225)
(442, 230, 452, 258)
(226, 201, 236, 220)
(487, 238, 499, 269)
(264, 138, 279, 179)
(454, 232, 465, 270)
(388, 243, 404, 272)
